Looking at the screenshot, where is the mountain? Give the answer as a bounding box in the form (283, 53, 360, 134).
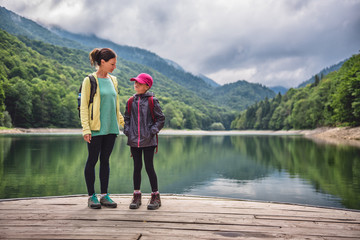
(0, 6, 214, 97)
(50, 26, 216, 97)
(214, 81, 276, 110)
(164, 59, 185, 71)
(270, 86, 288, 95)
(297, 60, 346, 88)
(198, 74, 220, 88)
(231, 53, 360, 130)
(0, 29, 234, 129)
(0, 6, 83, 49)
(0, 6, 275, 108)
(0, 6, 283, 131)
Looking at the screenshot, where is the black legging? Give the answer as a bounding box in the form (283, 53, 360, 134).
(131, 146, 158, 192)
(84, 134, 116, 196)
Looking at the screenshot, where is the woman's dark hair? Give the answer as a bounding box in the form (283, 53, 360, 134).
(89, 48, 116, 67)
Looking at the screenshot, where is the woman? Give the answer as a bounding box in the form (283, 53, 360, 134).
(80, 48, 124, 209)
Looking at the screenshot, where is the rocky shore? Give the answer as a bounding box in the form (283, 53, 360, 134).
(0, 127, 359, 147)
(302, 126, 360, 147)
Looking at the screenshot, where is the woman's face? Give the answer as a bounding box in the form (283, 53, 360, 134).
(100, 57, 117, 73)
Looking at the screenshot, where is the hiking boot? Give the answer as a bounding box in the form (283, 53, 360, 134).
(88, 193, 101, 209)
(147, 192, 161, 210)
(100, 194, 117, 208)
(129, 192, 142, 209)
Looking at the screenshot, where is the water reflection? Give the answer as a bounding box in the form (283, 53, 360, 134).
(0, 134, 359, 210)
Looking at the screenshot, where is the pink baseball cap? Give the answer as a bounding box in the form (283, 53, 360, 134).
(130, 73, 153, 89)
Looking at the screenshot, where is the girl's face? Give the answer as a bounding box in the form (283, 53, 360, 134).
(134, 81, 149, 94)
(100, 57, 117, 73)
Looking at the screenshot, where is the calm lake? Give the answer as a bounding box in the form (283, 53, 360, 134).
(0, 133, 359, 210)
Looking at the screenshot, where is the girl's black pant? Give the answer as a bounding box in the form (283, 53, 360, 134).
(131, 146, 158, 192)
(84, 134, 116, 196)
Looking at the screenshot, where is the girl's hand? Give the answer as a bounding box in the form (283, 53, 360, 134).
(84, 134, 91, 143)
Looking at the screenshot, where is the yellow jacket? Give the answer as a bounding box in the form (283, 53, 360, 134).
(80, 73, 124, 136)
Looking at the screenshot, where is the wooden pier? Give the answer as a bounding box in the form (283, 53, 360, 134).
(0, 194, 359, 239)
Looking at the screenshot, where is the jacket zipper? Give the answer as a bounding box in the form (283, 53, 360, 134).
(137, 97, 141, 147)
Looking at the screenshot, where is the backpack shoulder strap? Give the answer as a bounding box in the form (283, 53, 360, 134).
(148, 96, 158, 153)
(148, 96, 155, 122)
(127, 96, 134, 115)
(126, 96, 155, 120)
(88, 75, 97, 105)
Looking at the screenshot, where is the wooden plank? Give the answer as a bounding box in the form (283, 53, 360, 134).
(0, 195, 359, 239)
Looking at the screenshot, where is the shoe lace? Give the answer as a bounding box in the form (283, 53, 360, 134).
(91, 194, 100, 204)
(149, 194, 158, 204)
(104, 194, 114, 203)
(132, 193, 140, 203)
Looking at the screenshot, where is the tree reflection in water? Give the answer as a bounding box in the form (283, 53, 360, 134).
(0, 134, 359, 210)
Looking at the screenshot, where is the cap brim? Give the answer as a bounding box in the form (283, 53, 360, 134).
(130, 78, 146, 84)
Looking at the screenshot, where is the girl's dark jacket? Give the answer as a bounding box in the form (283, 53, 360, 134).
(123, 92, 165, 148)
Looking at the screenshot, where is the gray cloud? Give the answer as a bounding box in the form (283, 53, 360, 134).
(1, 0, 359, 88)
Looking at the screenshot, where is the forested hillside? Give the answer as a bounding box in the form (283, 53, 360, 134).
(0, 6, 83, 49)
(213, 81, 275, 110)
(0, 29, 236, 129)
(0, 6, 276, 113)
(297, 60, 346, 88)
(0, 6, 214, 99)
(0, 30, 85, 128)
(51, 27, 216, 98)
(231, 53, 360, 130)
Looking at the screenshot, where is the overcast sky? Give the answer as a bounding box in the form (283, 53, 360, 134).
(1, 0, 359, 88)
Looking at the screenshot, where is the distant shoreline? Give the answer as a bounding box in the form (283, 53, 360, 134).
(1, 127, 359, 147)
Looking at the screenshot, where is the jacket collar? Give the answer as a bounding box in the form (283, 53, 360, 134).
(135, 92, 154, 98)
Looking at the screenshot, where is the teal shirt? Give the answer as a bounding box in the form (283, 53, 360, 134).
(91, 77, 119, 136)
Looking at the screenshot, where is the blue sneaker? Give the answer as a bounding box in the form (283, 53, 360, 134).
(88, 193, 101, 209)
(100, 194, 117, 208)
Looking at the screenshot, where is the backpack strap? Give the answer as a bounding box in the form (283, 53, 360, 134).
(148, 96, 155, 122)
(127, 96, 155, 117)
(88, 75, 97, 105)
(127, 96, 134, 114)
(78, 75, 97, 119)
(88, 75, 97, 120)
(148, 96, 158, 153)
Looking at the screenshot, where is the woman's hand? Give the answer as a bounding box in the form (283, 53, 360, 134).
(84, 134, 91, 143)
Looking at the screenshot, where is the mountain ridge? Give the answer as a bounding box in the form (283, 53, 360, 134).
(297, 60, 346, 88)
(0, 6, 276, 112)
(0, 29, 236, 129)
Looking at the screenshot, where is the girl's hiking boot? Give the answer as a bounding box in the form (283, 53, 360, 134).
(100, 194, 117, 208)
(130, 193, 141, 209)
(129, 192, 142, 209)
(147, 192, 161, 210)
(88, 194, 101, 209)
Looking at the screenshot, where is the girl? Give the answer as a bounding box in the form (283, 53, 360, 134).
(80, 48, 124, 209)
(124, 73, 165, 210)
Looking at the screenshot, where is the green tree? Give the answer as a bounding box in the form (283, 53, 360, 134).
(210, 122, 225, 130)
(0, 81, 5, 121)
(231, 54, 360, 129)
(4, 79, 33, 127)
(331, 56, 360, 126)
